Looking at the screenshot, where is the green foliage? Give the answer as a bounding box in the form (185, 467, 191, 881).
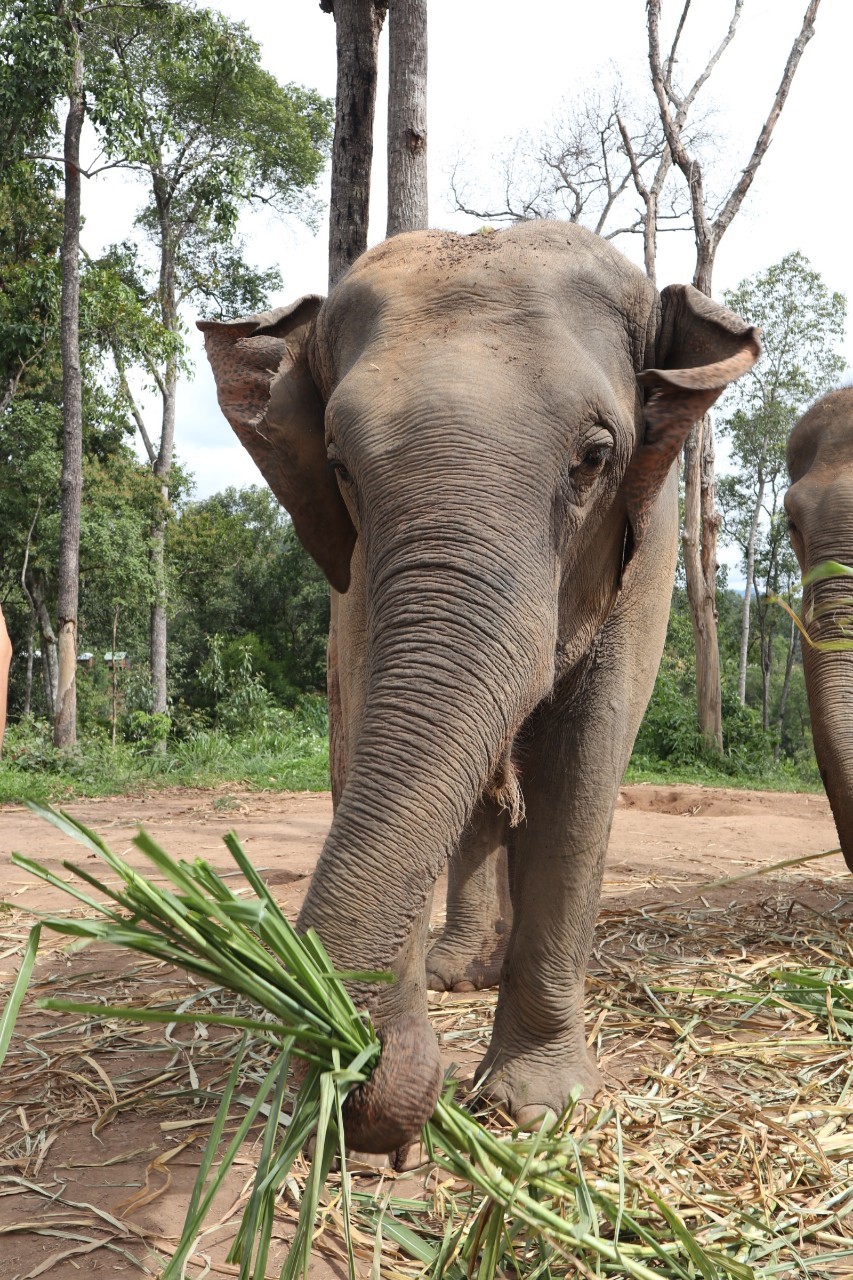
(0, 0, 69, 161)
(722, 253, 846, 430)
(0, 698, 330, 802)
(169, 486, 330, 709)
(0, 161, 62, 396)
(87, 0, 333, 308)
(630, 586, 820, 789)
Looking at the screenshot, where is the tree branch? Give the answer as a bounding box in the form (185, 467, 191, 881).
(115, 357, 157, 463)
(23, 152, 133, 177)
(713, 0, 821, 240)
(1, 351, 41, 415)
(664, 0, 692, 89)
(143, 352, 167, 398)
(20, 499, 42, 614)
(648, 0, 715, 254)
(616, 112, 649, 201)
(676, 1, 744, 118)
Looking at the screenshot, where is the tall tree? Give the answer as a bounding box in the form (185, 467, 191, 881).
(386, 0, 427, 237)
(1, 0, 83, 745)
(0, 205, 177, 730)
(647, 0, 822, 750)
(53, 0, 84, 746)
(90, 2, 332, 735)
(1, 0, 166, 746)
(718, 252, 846, 703)
(321, 0, 388, 286)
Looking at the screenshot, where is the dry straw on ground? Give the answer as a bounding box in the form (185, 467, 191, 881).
(1, 810, 852, 1278)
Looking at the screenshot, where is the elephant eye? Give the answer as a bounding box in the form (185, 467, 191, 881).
(572, 442, 611, 479)
(328, 457, 353, 486)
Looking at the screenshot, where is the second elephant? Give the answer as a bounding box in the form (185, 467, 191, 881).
(786, 388, 853, 867)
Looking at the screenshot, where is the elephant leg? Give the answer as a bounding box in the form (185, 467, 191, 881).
(427, 800, 511, 992)
(476, 511, 675, 1125)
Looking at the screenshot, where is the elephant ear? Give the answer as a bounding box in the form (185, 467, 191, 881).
(197, 297, 356, 592)
(623, 284, 761, 560)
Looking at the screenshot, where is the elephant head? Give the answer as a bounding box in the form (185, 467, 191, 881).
(199, 223, 758, 1151)
(786, 388, 853, 869)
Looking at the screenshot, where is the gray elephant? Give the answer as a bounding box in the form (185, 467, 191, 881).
(199, 222, 758, 1154)
(786, 388, 853, 867)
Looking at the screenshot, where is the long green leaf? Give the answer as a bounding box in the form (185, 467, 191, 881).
(801, 559, 853, 586)
(162, 1035, 249, 1279)
(0, 924, 41, 1071)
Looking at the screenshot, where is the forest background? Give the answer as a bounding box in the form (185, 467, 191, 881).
(1, 0, 850, 803)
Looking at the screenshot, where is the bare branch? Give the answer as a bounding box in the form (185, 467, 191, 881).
(602, 218, 648, 240)
(20, 500, 42, 612)
(616, 112, 649, 202)
(143, 352, 167, 399)
(664, 1, 692, 89)
(116, 359, 157, 463)
(23, 152, 133, 178)
(714, 0, 821, 240)
(647, 0, 714, 254)
(0, 343, 49, 415)
(676, 1, 744, 118)
(1, 368, 26, 416)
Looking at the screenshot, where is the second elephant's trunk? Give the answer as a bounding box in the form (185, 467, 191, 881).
(802, 579, 853, 870)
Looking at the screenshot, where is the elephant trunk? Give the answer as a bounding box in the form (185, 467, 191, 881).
(802, 578, 853, 871)
(297, 543, 554, 1149)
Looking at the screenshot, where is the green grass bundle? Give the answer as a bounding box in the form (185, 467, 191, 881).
(5, 806, 758, 1279)
(771, 559, 853, 652)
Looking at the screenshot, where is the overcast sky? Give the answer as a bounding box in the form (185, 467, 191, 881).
(84, 0, 853, 514)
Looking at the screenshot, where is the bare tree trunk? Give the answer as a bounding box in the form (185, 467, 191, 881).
(27, 571, 58, 720)
(775, 615, 797, 760)
(738, 473, 766, 704)
(682, 417, 723, 750)
(54, 20, 84, 749)
(323, 0, 388, 288)
(647, 0, 821, 754)
(149, 204, 178, 750)
(386, 0, 427, 237)
(23, 611, 35, 717)
(20, 502, 39, 718)
(111, 603, 119, 748)
(681, 246, 724, 751)
(761, 625, 772, 732)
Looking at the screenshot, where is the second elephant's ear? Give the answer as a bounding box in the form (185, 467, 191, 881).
(197, 297, 356, 593)
(623, 284, 761, 560)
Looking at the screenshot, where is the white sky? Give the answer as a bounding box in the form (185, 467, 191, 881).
(82, 0, 853, 539)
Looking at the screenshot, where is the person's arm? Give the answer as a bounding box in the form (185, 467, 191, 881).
(0, 606, 11, 755)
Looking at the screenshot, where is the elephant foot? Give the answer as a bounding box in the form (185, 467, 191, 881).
(474, 1038, 602, 1128)
(347, 1138, 431, 1174)
(427, 927, 508, 992)
(342, 1012, 443, 1154)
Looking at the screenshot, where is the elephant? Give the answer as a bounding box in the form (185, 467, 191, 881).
(199, 221, 758, 1155)
(786, 387, 853, 868)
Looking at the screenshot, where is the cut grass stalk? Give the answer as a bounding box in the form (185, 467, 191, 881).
(8, 804, 761, 1279)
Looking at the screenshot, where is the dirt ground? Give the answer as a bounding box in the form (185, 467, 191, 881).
(0, 783, 849, 1278)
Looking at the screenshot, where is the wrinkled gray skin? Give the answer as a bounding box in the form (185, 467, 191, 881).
(786, 388, 853, 870)
(200, 223, 758, 1153)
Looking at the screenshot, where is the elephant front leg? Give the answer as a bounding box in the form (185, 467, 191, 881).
(478, 574, 672, 1126)
(427, 800, 511, 992)
(475, 702, 608, 1127)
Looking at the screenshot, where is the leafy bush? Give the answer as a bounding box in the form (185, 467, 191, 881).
(123, 710, 171, 747)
